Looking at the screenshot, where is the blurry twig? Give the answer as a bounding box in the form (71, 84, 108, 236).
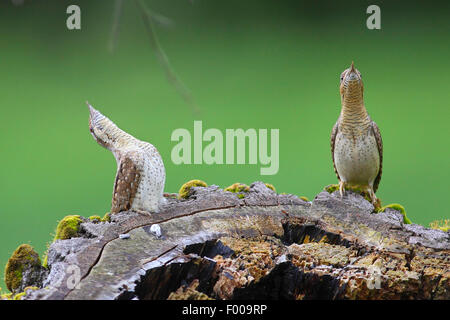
(109, 0, 123, 53)
(147, 10, 174, 28)
(134, 0, 200, 114)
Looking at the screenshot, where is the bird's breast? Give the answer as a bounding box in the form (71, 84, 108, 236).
(334, 131, 380, 186)
(131, 145, 166, 212)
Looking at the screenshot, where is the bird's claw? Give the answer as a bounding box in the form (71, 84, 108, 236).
(339, 181, 346, 198)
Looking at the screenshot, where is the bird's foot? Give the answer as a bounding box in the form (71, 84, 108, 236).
(339, 181, 346, 198)
(368, 188, 382, 211)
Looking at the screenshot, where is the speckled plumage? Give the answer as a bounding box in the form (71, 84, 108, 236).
(330, 63, 383, 203)
(87, 102, 166, 214)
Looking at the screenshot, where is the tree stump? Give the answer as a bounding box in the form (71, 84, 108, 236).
(18, 182, 449, 300)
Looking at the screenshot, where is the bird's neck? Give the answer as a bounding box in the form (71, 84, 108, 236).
(340, 98, 370, 133)
(101, 120, 136, 153)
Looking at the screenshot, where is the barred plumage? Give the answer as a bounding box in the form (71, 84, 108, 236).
(87, 102, 166, 214)
(330, 63, 383, 204)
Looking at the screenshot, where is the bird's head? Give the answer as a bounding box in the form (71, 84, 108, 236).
(87, 102, 116, 150)
(339, 62, 364, 104)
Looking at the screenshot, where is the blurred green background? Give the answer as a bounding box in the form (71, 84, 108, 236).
(0, 0, 449, 291)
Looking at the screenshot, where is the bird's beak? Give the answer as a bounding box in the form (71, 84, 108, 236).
(347, 61, 359, 81)
(86, 101, 95, 117)
(86, 101, 107, 127)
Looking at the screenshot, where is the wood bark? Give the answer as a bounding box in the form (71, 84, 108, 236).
(22, 182, 449, 300)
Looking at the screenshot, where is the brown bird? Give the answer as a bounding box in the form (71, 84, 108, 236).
(330, 62, 383, 205)
(87, 102, 166, 215)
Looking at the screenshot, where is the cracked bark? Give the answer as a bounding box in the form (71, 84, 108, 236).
(22, 182, 449, 300)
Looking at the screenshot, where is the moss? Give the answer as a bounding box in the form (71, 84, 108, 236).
(4, 244, 41, 293)
(89, 215, 102, 223)
(225, 183, 250, 193)
(24, 286, 38, 291)
(178, 180, 208, 199)
(41, 239, 52, 269)
(264, 183, 276, 192)
(225, 183, 250, 199)
(325, 184, 340, 193)
(42, 215, 85, 269)
(10, 286, 39, 300)
(299, 196, 309, 202)
(89, 214, 111, 223)
(12, 291, 26, 300)
(102, 212, 111, 222)
(429, 219, 449, 232)
(325, 183, 369, 197)
(42, 254, 48, 269)
(1, 292, 13, 300)
(53, 215, 82, 241)
(378, 203, 411, 224)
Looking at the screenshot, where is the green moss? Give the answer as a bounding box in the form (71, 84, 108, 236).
(225, 183, 250, 193)
(264, 183, 276, 192)
(225, 183, 250, 199)
(377, 203, 411, 224)
(42, 254, 48, 269)
(89, 213, 111, 223)
(8, 286, 39, 300)
(13, 291, 26, 300)
(325, 183, 369, 196)
(0, 292, 13, 300)
(102, 212, 111, 222)
(178, 180, 208, 199)
(89, 215, 102, 223)
(326, 184, 371, 200)
(24, 286, 39, 291)
(429, 219, 449, 232)
(42, 215, 85, 269)
(4, 244, 41, 293)
(325, 184, 339, 193)
(53, 215, 82, 241)
(41, 237, 53, 269)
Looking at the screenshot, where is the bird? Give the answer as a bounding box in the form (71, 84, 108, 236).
(87, 102, 166, 215)
(330, 62, 383, 205)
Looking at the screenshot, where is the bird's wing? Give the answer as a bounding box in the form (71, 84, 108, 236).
(111, 152, 141, 214)
(371, 120, 383, 193)
(330, 120, 340, 181)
